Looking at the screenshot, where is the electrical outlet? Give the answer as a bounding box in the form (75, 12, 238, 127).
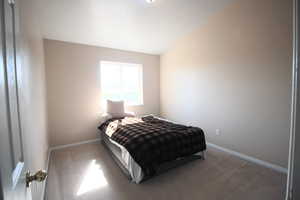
(216, 129, 221, 136)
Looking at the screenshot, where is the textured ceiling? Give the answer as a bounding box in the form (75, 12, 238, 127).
(39, 0, 232, 54)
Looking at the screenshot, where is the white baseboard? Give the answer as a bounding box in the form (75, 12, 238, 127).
(49, 138, 101, 151)
(206, 142, 288, 174)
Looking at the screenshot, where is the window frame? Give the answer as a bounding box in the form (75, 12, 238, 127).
(100, 61, 144, 106)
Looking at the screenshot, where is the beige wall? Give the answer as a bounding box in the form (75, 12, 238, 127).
(44, 39, 160, 146)
(160, 0, 292, 168)
(19, 0, 49, 199)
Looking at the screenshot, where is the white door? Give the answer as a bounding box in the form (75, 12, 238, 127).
(0, 0, 46, 199)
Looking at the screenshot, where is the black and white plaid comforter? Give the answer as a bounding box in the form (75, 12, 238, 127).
(98, 115, 206, 176)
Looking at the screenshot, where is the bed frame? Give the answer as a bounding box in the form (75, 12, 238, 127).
(100, 131, 206, 182)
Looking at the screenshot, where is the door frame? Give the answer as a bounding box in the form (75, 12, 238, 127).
(0, 0, 3, 197)
(286, 0, 299, 199)
(0, 0, 31, 199)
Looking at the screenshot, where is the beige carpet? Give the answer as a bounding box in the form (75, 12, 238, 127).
(46, 142, 286, 200)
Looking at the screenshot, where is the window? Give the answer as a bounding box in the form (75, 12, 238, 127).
(100, 61, 143, 106)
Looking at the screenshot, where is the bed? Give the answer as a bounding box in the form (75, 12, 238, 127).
(98, 115, 206, 183)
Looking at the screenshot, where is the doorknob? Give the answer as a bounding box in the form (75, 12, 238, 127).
(26, 170, 48, 188)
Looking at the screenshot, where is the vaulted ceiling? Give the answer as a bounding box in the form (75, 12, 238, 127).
(39, 0, 232, 54)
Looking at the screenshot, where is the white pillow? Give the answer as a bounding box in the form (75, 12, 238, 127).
(106, 100, 125, 117)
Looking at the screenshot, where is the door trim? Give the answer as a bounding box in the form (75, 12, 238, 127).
(286, 0, 299, 199)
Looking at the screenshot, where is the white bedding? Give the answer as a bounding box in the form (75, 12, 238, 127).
(99, 112, 135, 126)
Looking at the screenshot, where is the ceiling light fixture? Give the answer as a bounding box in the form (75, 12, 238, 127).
(146, 0, 155, 3)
